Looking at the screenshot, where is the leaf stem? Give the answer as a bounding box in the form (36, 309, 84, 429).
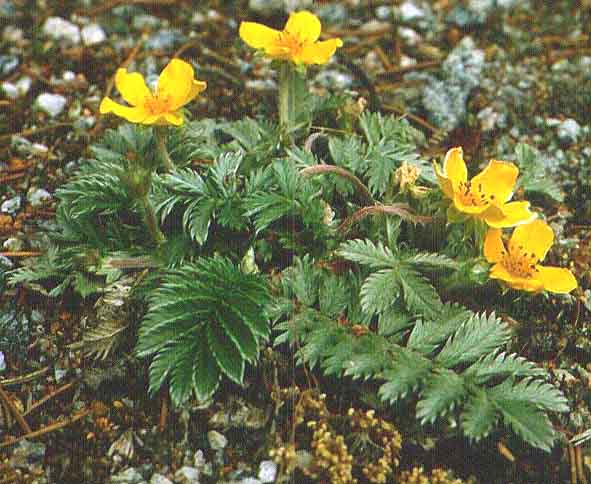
(155, 127, 174, 172)
(278, 62, 297, 138)
(140, 193, 165, 246)
(300, 164, 374, 205)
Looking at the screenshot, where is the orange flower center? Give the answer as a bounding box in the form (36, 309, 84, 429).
(143, 94, 171, 115)
(456, 180, 496, 207)
(502, 242, 539, 278)
(277, 32, 305, 57)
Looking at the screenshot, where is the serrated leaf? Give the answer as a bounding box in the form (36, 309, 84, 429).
(403, 251, 457, 270)
(216, 305, 258, 362)
(379, 348, 432, 403)
(465, 351, 546, 383)
(398, 266, 442, 318)
(207, 323, 245, 384)
(436, 312, 511, 368)
(378, 306, 414, 336)
(360, 269, 401, 314)
(338, 239, 397, 268)
(407, 305, 471, 355)
(461, 390, 498, 441)
(183, 197, 216, 244)
(193, 335, 221, 401)
(169, 338, 198, 406)
(416, 370, 465, 424)
(497, 399, 556, 452)
(490, 378, 569, 413)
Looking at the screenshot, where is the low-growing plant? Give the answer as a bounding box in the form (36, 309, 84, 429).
(10, 10, 578, 458)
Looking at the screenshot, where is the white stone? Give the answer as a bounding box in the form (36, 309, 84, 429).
(28, 188, 52, 207)
(30, 143, 48, 155)
(62, 70, 76, 82)
(207, 430, 227, 451)
(36, 93, 67, 117)
(399, 1, 426, 21)
(174, 466, 200, 484)
(257, 461, 277, 483)
(15, 76, 31, 96)
(43, 17, 81, 44)
(149, 474, 173, 484)
(398, 27, 421, 46)
(81, 23, 106, 45)
(3, 238, 23, 252)
(1, 82, 17, 99)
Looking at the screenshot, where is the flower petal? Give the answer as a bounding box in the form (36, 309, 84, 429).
(470, 159, 519, 204)
(509, 219, 553, 262)
(297, 38, 343, 65)
(534, 266, 577, 294)
(481, 201, 537, 229)
(164, 112, 184, 126)
(114, 69, 151, 107)
(453, 193, 489, 214)
(433, 161, 454, 199)
(156, 59, 196, 111)
(442, 147, 467, 187)
(239, 21, 281, 49)
(99, 97, 148, 123)
(489, 263, 543, 292)
(484, 229, 506, 263)
(284, 11, 321, 43)
(186, 80, 207, 104)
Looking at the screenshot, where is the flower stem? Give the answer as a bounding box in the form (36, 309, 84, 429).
(155, 127, 174, 172)
(140, 193, 165, 246)
(278, 62, 298, 138)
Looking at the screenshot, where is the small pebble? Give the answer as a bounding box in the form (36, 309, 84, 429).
(149, 474, 172, 484)
(42, 17, 81, 44)
(174, 466, 200, 484)
(398, 1, 427, 22)
(81, 23, 106, 46)
(110, 467, 146, 484)
(36, 93, 67, 117)
(3, 237, 23, 252)
(557, 118, 581, 145)
(1, 196, 21, 214)
(257, 461, 277, 483)
(207, 430, 228, 451)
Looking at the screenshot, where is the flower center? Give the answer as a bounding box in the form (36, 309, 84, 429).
(277, 32, 305, 57)
(143, 94, 171, 115)
(456, 180, 496, 207)
(502, 242, 539, 278)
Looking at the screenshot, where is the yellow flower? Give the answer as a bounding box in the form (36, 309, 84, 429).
(239, 11, 343, 65)
(484, 220, 577, 293)
(433, 147, 536, 228)
(99, 59, 206, 126)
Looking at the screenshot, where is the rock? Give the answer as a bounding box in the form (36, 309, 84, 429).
(81, 23, 106, 45)
(3, 237, 23, 252)
(0, 55, 19, 76)
(132, 14, 162, 30)
(248, 0, 283, 12)
(360, 20, 390, 33)
(257, 461, 277, 483)
(150, 474, 173, 484)
(28, 188, 52, 207)
(111, 468, 147, 484)
(15, 76, 31, 96)
(1, 196, 21, 214)
(1, 82, 17, 99)
(398, 1, 427, 22)
(238, 479, 262, 484)
(415, 37, 485, 131)
(0, 351, 5, 372)
(43, 17, 81, 44)
(557, 118, 581, 145)
(316, 3, 348, 24)
(477, 106, 500, 132)
(398, 27, 421, 46)
(36, 93, 67, 117)
(191, 12, 206, 24)
(174, 466, 200, 483)
(207, 430, 228, 451)
(3, 25, 23, 43)
(9, 440, 46, 470)
(245, 79, 277, 92)
(145, 30, 186, 50)
(315, 70, 353, 89)
(375, 5, 392, 20)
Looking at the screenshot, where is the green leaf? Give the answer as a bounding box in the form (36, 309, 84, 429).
(436, 312, 511, 367)
(403, 251, 457, 270)
(169, 338, 198, 405)
(407, 305, 471, 355)
(398, 266, 442, 318)
(497, 399, 556, 452)
(379, 348, 432, 403)
(360, 269, 401, 314)
(490, 378, 569, 413)
(338, 239, 397, 268)
(416, 370, 465, 424)
(465, 351, 546, 384)
(183, 197, 216, 244)
(192, 334, 221, 401)
(207, 323, 245, 384)
(378, 307, 414, 336)
(461, 390, 498, 441)
(216, 304, 258, 362)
